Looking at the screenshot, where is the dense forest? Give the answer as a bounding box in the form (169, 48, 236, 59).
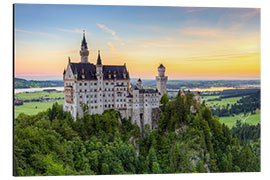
(14, 93, 260, 176)
(14, 78, 64, 89)
(211, 90, 260, 117)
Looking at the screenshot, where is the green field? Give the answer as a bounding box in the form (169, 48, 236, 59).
(219, 110, 260, 128)
(205, 97, 242, 108)
(15, 91, 64, 99)
(14, 100, 64, 118)
(203, 94, 259, 128)
(201, 95, 220, 101)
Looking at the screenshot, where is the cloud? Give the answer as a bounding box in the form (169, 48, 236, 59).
(185, 7, 209, 13)
(178, 27, 231, 39)
(239, 8, 260, 20)
(15, 29, 54, 37)
(97, 24, 116, 36)
(181, 52, 260, 63)
(57, 28, 91, 36)
(107, 41, 116, 54)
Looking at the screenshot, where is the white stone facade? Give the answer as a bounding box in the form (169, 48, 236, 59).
(63, 33, 167, 130)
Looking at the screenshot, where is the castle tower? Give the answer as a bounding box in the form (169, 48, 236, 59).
(196, 91, 201, 104)
(156, 64, 168, 96)
(96, 50, 102, 75)
(80, 31, 89, 63)
(96, 50, 104, 114)
(137, 78, 142, 89)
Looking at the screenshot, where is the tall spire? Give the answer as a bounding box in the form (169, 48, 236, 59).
(97, 50, 102, 66)
(81, 30, 88, 49)
(80, 30, 89, 63)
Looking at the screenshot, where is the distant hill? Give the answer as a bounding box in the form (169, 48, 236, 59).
(135, 79, 260, 90)
(14, 78, 64, 89)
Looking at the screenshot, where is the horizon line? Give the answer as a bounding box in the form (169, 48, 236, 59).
(15, 76, 260, 81)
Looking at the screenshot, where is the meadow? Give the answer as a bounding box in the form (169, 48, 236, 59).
(205, 97, 242, 108)
(202, 90, 260, 128)
(15, 91, 64, 99)
(14, 100, 64, 118)
(219, 110, 260, 129)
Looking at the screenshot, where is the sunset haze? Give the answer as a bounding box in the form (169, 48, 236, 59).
(14, 4, 260, 80)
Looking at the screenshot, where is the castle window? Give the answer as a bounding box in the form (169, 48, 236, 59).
(80, 96, 82, 98)
(111, 82, 114, 85)
(79, 83, 82, 86)
(85, 89, 87, 92)
(94, 83, 97, 85)
(80, 90, 82, 92)
(85, 83, 87, 86)
(105, 105, 107, 108)
(86, 95, 89, 98)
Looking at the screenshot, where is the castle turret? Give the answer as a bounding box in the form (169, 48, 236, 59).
(96, 50, 103, 75)
(96, 50, 104, 114)
(80, 31, 89, 63)
(156, 64, 168, 96)
(137, 78, 142, 89)
(196, 91, 201, 104)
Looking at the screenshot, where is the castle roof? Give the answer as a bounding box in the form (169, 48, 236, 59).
(69, 62, 130, 80)
(139, 88, 158, 94)
(81, 32, 88, 49)
(97, 50, 102, 65)
(158, 64, 165, 69)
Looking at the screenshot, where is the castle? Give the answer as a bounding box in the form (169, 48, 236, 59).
(63, 32, 167, 130)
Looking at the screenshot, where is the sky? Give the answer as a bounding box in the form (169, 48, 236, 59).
(14, 4, 260, 80)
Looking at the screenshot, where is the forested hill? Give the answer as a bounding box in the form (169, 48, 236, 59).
(132, 79, 260, 89)
(14, 93, 260, 176)
(15, 78, 64, 89)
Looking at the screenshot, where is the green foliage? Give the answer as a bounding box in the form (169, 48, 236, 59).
(14, 95, 260, 176)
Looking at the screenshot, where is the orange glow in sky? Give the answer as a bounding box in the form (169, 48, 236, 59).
(14, 5, 260, 80)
